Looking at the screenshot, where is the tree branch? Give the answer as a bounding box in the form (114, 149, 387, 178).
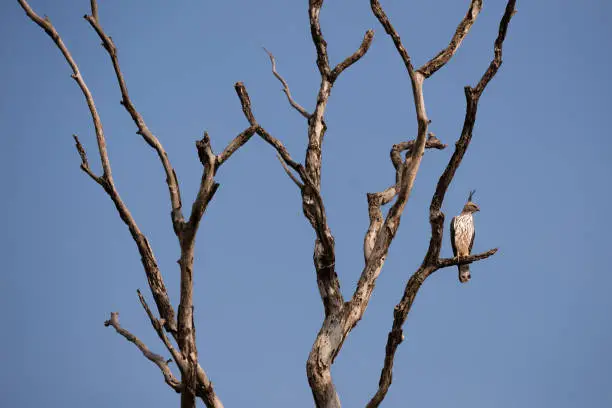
(72, 134, 106, 187)
(138, 290, 223, 408)
(187, 132, 219, 234)
(370, 0, 415, 75)
(329, 30, 375, 83)
(18, 0, 177, 334)
(364, 134, 446, 262)
(417, 0, 483, 78)
(89, 0, 98, 22)
(84, 6, 184, 232)
(276, 153, 304, 189)
(308, 0, 331, 78)
(138, 290, 185, 369)
(351, 0, 432, 325)
(368, 2, 516, 405)
(390, 133, 446, 178)
(437, 248, 498, 268)
(234, 81, 257, 127)
(232, 82, 344, 319)
(104, 312, 181, 393)
(263, 48, 311, 119)
(233, 82, 308, 185)
(473, 0, 517, 97)
(303, 2, 430, 406)
(215, 126, 257, 167)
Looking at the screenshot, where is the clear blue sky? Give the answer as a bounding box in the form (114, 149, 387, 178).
(2, 0, 611, 406)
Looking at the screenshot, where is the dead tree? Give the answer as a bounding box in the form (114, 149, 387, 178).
(18, 0, 516, 407)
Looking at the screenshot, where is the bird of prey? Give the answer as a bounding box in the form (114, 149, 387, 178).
(450, 190, 480, 283)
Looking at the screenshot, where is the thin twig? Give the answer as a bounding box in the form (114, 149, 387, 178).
(104, 312, 181, 393)
(276, 153, 304, 188)
(263, 48, 311, 119)
(137, 290, 185, 368)
(72, 134, 106, 187)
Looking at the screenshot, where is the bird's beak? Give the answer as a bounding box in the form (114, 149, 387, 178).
(475, 206, 480, 212)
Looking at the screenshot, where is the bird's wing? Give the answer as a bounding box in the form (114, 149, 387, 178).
(469, 227, 475, 254)
(450, 216, 458, 257)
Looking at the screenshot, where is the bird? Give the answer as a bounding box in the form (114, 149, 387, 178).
(450, 190, 480, 283)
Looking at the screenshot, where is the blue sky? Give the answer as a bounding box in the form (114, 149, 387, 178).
(1, 0, 611, 406)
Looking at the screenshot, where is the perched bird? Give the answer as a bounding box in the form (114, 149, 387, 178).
(450, 190, 480, 283)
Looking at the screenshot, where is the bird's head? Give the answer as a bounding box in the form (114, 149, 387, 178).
(462, 190, 480, 213)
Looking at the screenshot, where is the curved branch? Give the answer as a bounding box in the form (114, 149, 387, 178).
(263, 48, 311, 119)
(215, 126, 257, 167)
(276, 153, 304, 189)
(329, 29, 375, 83)
(473, 0, 517, 96)
(417, 0, 483, 78)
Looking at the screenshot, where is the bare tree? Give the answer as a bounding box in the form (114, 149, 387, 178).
(17, 0, 516, 407)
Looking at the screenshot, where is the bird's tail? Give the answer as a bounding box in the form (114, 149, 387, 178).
(458, 264, 471, 283)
